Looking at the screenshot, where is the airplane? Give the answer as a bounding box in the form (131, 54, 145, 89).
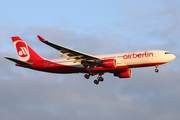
(5, 35, 176, 85)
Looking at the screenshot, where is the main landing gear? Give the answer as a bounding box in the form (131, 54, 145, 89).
(94, 74, 104, 85)
(84, 74, 90, 79)
(84, 73, 104, 85)
(155, 64, 159, 73)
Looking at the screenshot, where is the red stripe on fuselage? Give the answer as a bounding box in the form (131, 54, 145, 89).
(18, 61, 166, 74)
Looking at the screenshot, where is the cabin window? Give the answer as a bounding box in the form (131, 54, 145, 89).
(165, 52, 171, 54)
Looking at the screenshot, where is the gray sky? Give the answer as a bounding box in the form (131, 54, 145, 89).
(0, 0, 180, 120)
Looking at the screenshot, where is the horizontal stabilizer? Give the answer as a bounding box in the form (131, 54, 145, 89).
(5, 57, 32, 66)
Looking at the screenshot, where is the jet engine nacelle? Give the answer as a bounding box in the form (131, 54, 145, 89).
(114, 69, 132, 78)
(101, 59, 116, 68)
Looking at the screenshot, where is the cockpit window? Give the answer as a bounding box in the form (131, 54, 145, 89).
(165, 52, 171, 54)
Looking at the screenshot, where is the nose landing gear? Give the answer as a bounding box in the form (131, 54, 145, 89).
(155, 64, 159, 73)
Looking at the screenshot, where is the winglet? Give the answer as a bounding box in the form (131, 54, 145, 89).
(37, 35, 46, 42)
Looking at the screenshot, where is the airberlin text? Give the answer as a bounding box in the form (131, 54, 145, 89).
(123, 51, 153, 59)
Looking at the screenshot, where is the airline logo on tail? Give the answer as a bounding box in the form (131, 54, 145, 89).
(13, 40, 30, 61)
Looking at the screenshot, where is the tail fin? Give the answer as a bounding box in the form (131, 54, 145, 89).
(12, 36, 44, 62)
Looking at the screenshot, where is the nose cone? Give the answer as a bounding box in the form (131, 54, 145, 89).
(171, 54, 176, 61)
(165, 54, 176, 63)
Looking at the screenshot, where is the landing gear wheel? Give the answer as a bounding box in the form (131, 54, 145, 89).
(155, 69, 159, 73)
(94, 80, 99, 85)
(84, 74, 90, 79)
(155, 64, 159, 73)
(98, 77, 104, 82)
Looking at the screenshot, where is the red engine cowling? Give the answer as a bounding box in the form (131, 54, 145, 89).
(114, 69, 132, 78)
(101, 59, 116, 68)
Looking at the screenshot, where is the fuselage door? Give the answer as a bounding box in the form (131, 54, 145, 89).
(154, 51, 159, 57)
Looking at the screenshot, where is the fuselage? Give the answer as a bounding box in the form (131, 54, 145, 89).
(27, 50, 175, 74)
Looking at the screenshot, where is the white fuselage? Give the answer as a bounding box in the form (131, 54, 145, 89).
(51, 50, 176, 68)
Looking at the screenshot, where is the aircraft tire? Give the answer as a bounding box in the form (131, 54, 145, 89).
(94, 80, 99, 85)
(98, 77, 104, 82)
(84, 74, 90, 79)
(155, 69, 159, 73)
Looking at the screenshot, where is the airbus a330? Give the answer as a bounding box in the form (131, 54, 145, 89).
(5, 35, 176, 85)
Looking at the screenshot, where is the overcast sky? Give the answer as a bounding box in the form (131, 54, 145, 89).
(1, 0, 180, 120)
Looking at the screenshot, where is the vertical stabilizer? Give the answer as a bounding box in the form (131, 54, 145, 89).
(12, 36, 43, 62)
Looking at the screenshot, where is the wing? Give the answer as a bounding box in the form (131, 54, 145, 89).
(37, 35, 100, 66)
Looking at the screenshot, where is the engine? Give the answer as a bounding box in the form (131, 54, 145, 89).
(114, 69, 132, 78)
(101, 59, 116, 68)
